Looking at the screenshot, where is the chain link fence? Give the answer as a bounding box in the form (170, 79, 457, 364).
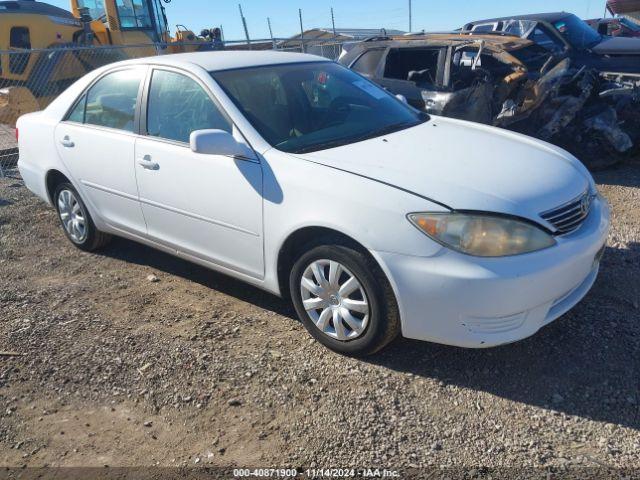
(0, 38, 347, 177)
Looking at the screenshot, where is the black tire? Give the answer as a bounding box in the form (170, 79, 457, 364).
(53, 182, 111, 252)
(289, 239, 400, 356)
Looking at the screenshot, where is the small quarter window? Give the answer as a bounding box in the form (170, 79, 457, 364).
(67, 94, 87, 123)
(83, 69, 144, 132)
(146, 70, 231, 144)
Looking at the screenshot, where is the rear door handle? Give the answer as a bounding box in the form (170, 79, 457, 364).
(60, 136, 74, 148)
(137, 155, 159, 170)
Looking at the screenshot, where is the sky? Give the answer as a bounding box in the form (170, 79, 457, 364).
(47, 0, 610, 41)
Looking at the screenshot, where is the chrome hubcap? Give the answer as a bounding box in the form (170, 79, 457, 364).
(300, 259, 370, 341)
(57, 189, 87, 243)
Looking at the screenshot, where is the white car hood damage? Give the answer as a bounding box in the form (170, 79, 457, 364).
(293, 116, 592, 224)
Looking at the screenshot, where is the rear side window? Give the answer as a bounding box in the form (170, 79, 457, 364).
(82, 69, 144, 132)
(351, 49, 385, 76)
(146, 69, 231, 144)
(384, 48, 440, 83)
(471, 24, 496, 32)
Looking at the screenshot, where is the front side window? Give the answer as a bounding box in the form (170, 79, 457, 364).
(82, 68, 144, 132)
(528, 27, 565, 53)
(212, 62, 427, 154)
(115, 0, 152, 28)
(146, 70, 231, 144)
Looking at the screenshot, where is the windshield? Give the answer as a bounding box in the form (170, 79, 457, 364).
(211, 62, 428, 154)
(552, 14, 602, 49)
(620, 18, 640, 32)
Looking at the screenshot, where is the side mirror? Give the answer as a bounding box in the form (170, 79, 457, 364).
(190, 129, 253, 158)
(395, 94, 408, 104)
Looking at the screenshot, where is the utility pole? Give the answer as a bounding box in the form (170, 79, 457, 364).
(331, 7, 337, 39)
(299, 8, 305, 53)
(220, 25, 225, 42)
(408, 0, 412, 32)
(239, 4, 251, 49)
(267, 17, 275, 48)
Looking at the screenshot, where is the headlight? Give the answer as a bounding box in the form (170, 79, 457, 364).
(408, 212, 556, 257)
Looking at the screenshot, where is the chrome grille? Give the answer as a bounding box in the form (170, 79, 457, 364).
(540, 191, 593, 234)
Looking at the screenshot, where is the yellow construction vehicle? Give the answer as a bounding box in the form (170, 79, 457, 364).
(0, 0, 204, 125)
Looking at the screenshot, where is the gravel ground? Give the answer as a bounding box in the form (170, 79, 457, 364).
(0, 163, 639, 471)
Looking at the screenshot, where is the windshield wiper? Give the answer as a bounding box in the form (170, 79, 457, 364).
(292, 120, 423, 154)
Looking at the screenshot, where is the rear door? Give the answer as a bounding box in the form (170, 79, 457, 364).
(134, 67, 264, 278)
(54, 66, 148, 235)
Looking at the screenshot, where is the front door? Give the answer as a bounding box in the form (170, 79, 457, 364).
(54, 67, 147, 235)
(134, 68, 264, 278)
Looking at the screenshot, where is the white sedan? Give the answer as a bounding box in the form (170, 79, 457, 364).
(17, 51, 610, 355)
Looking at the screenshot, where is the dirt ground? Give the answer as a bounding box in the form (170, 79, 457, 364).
(0, 162, 639, 471)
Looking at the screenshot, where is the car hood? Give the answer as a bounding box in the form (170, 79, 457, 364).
(292, 116, 592, 224)
(592, 35, 640, 55)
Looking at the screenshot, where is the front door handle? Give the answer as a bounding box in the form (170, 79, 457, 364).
(60, 136, 75, 148)
(137, 155, 159, 170)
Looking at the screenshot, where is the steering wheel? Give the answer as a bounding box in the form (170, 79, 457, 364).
(318, 97, 356, 129)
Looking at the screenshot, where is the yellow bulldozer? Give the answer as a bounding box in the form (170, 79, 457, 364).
(0, 0, 206, 126)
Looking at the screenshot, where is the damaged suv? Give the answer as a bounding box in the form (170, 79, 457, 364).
(339, 33, 640, 169)
(463, 12, 640, 75)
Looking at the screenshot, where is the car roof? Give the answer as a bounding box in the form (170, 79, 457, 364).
(467, 12, 572, 26)
(116, 50, 329, 72)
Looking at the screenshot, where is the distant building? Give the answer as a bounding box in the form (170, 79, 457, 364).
(279, 27, 404, 47)
(210, 27, 406, 57)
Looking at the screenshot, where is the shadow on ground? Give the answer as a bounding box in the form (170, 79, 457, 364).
(594, 161, 640, 188)
(99, 235, 640, 431)
(371, 243, 640, 431)
(99, 237, 296, 319)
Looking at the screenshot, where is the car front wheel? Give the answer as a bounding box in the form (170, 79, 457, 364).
(290, 242, 399, 356)
(54, 182, 111, 251)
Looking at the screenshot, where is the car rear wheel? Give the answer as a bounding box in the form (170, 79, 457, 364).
(290, 241, 400, 356)
(54, 182, 111, 251)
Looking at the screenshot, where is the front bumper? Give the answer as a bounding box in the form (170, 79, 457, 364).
(373, 195, 610, 348)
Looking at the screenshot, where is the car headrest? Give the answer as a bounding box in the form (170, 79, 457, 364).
(98, 94, 134, 114)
